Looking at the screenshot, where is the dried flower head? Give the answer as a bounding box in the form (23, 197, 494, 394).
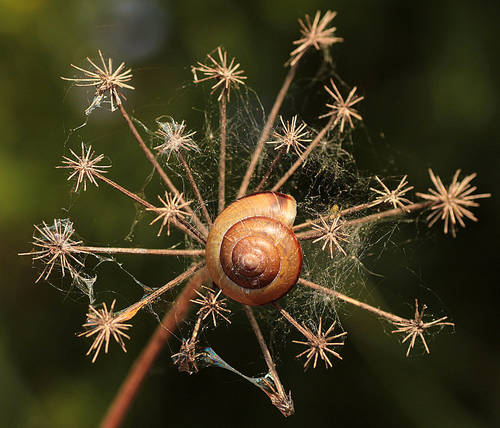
(319, 78, 364, 132)
(78, 300, 132, 363)
(154, 118, 198, 159)
(191, 287, 231, 327)
(392, 300, 454, 357)
(312, 215, 349, 258)
(62, 50, 134, 112)
(147, 192, 192, 236)
(267, 115, 311, 156)
(370, 175, 414, 211)
(20, 219, 85, 282)
(293, 319, 347, 369)
(192, 47, 247, 101)
(172, 338, 202, 374)
(416, 169, 491, 237)
(57, 143, 111, 192)
(289, 10, 343, 67)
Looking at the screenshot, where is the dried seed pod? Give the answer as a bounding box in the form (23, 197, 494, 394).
(206, 192, 302, 305)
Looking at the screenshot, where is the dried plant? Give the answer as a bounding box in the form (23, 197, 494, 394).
(22, 9, 491, 426)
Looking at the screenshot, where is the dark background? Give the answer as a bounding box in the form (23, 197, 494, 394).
(0, 1, 498, 427)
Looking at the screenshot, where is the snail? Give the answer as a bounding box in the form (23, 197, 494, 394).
(205, 192, 303, 306)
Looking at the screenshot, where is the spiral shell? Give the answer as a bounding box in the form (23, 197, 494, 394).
(205, 192, 303, 305)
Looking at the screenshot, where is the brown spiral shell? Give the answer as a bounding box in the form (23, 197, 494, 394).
(205, 192, 303, 305)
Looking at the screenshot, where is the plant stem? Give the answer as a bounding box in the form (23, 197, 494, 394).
(253, 148, 285, 193)
(243, 305, 287, 399)
(117, 103, 208, 237)
(177, 152, 212, 226)
(94, 172, 154, 209)
(293, 201, 379, 231)
(238, 62, 299, 198)
(272, 303, 309, 337)
(100, 267, 208, 428)
(72, 246, 204, 257)
(298, 278, 406, 324)
(218, 91, 227, 213)
(297, 201, 433, 240)
(118, 262, 205, 322)
(271, 116, 334, 192)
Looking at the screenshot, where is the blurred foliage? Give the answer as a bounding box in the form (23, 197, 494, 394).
(0, 0, 498, 427)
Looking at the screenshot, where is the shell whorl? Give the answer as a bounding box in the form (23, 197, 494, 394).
(205, 192, 302, 306)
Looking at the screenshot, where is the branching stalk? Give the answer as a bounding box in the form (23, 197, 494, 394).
(218, 90, 227, 213)
(253, 147, 285, 193)
(117, 104, 208, 237)
(72, 246, 204, 257)
(177, 152, 212, 226)
(298, 278, 406, 324)
(297, 201, 433, 240)
(238, 62, 299, 198)
(243, 305, 287, 399)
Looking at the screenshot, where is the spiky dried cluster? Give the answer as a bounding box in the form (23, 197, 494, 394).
(22, 9, 490, 418)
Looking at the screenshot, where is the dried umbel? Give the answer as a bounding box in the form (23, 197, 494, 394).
(22, 9, 490, 420)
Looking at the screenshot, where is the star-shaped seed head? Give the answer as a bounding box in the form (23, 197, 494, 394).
(370, 175, 414, 211)
(288, 10, 343, 67)
(267, 115, 311, 156)
(416, 169, 491, 237)
(154, 118, 198, 159)
(293, 319, 347, 369)
(312, 215, 349, 258)
(192, 47, 247, 102)
(191, 286, 231, 327)
(62, 50, 135, 113)
(78, 300, 132, 363)
(147, 192, 192, 236)
(172, 338, 202, 374)
(319, 78, 364, 132)
(20, 219, 85, 282)
(392, 299, 454, 357)
(56, 143, 111, 192)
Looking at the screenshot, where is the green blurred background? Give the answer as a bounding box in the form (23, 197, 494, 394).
(1, 0, 498, 427)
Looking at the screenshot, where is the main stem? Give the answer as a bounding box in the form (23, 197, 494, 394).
(218, 92, 227, 213)
(117, 104, 208, 237)
(100, 268, 208, 428)
(237, 62, 299, 198)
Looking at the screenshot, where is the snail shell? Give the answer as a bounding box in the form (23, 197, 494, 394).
(205, 192, 303, 306)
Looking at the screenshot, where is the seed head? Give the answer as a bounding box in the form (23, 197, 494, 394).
(147, 192, 193, 236)
(416, 169, 491, 237)
(172, 338, 202, 374)
(267, 115, 311, 156)
(289, 10, 343, 67)
(20, 219, 85, 282)
(312, 215, 349, 258)
(293, 319, 347, 369)
(57, 143, 111, 192)
(191, 287, 231, 327)
(154, 118, 198, 159)
(392, 300, 454, 357)
(78, 300, 132, 363)
(370, 175, 414, 211)
(62, 50, 134, 112)
(192, 47, 247, 102)
(319, 78, 364, 132)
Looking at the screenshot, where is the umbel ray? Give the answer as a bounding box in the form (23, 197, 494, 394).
(22, 10, 490, 418)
